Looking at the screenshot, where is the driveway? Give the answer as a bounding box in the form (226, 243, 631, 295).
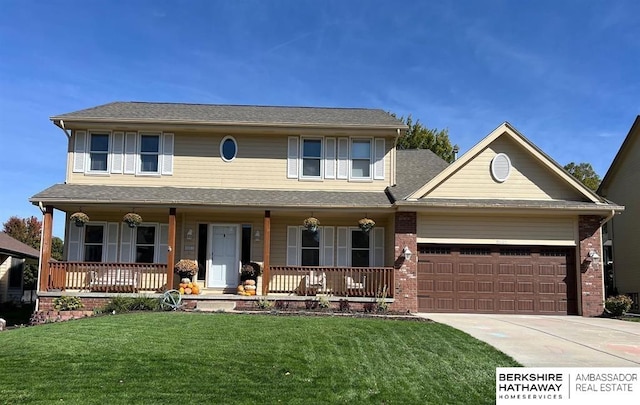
(417, 313, 640, 367)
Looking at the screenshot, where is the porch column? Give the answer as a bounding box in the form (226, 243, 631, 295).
(167, 207, 176, 289)
(391, 212, 418, 313)
(39, 205, 53, 292)
(578, 215, 604, 316)
(262, 210, 271, 295)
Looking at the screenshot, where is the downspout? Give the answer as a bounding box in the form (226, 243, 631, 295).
(55, 119, 71, 139)
(393, 128, 401, 186)
(600, 209, 616, 226)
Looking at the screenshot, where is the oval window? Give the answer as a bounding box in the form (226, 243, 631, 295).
(220, 136, 237, 162)
(491, 153, 511, 183)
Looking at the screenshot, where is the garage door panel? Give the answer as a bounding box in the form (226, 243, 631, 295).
(476, 263, 493, 275)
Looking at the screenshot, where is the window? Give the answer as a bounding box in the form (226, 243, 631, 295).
(89, 133, 109, 172)
(301, 229, 320, 266)
(351, 230, 370, 267)
(8, 258, 23, 288)
(84, 225, 105, 262)
(139, 134, 160, 173)
(135, 226, 156, 263)
(220, 136, 237, 161)
(351, 139, 371, 178)
(302, 139, 322, 178)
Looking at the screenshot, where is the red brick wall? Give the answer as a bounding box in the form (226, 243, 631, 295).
(38, 297, 110, 311)
(579, 215, 604, 317)
(390, 212, 418, 313)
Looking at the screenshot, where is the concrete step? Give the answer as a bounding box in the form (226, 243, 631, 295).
(196, 301, 236, 312)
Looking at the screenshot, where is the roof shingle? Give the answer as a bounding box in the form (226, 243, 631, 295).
(0, 232, 40, 259)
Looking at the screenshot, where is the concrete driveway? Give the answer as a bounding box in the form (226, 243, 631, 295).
(417, 313, 640, 367)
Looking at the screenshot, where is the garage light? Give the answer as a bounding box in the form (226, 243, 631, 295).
(402, 246, 412, 261)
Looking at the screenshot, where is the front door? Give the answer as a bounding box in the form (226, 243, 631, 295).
(208, 225, 240, 288)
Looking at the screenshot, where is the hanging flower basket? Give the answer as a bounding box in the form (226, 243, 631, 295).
(123, 212, 143, 228)
(174, 259, 199, 277)
(303, 217, 320, 232)
(358, 218, 376, 233)
(70, 212, 90, 227)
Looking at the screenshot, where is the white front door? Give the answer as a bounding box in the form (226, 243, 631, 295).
(208, 225, 240, 288)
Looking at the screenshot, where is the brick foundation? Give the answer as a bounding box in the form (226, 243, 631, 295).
(390, 212, 418, 313)
(579, 215, 604, 317)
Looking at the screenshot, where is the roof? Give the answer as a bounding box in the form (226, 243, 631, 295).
(30, 184, 393, 209)
(598, 115, 640, 196)
(395, 198, 623, 212)
(386, 149, 450, 202)
(51, 102, 407, 129)
(0, 232, 40, 259)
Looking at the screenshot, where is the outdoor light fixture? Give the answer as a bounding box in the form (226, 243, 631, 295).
(186, 228, 193, 241)
(587, 249, 600, 263)
(402, 246, 412, 261)
(254, 230, 261, 242)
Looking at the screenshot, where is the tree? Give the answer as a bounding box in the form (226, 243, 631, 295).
(563, 162, 601, 191)
(394, 114, 458, 163)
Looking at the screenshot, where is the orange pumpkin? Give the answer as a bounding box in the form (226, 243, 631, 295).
(179, 282, 188, 289)
(184, 287, 192, 294)
(191, 285, 200, 295)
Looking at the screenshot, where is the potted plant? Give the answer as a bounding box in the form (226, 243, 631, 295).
(123, 212, 143, 228)
(174, 259, 199, 280)
(303, 217, 320, 232)
(70, 212, 90, 227)
(358, 217, 375, 233)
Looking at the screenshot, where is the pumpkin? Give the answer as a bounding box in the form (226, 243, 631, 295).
(246, 289, 256, 295)
(244, 279, 256, 286)
(179, 283, 188, 289)
(191, 286, 200, 295)
(184, 287, 192, 295)
(244, 285, 256, 290)
(179, 287, 185, 294)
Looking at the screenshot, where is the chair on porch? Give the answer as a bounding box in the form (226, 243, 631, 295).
(305, 270, 327, 292)
(345, 275, 366, 296)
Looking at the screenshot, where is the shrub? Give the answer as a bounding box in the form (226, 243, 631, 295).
(53, 296, 84, 311)
(318, 295, 330, 309)
(605, 295, 633, 317)
(102, 295, 160, 313)
(256, 298, 275, 310)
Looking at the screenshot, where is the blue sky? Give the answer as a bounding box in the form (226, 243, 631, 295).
(1, 0, 639, 238)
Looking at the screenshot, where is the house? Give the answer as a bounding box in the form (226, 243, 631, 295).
(30, 102, 622, 316)
(0, 232, 40, 303)
(597, 115, 640, 309)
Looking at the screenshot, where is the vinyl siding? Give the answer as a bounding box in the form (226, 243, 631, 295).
(426, 135, 585, 200)
(417, 214, 577, 246)
(0, 255, 9, 301)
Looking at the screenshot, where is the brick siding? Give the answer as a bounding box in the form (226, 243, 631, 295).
(579, 215, 604, 316)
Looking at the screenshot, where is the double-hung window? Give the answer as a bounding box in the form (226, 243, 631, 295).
(89, 133, 109, 172)
(301, 139, 322, 178)
(351, 229, 370, 267)
(84, 225, 105, 262)
(301, 229, 320, 266)
(139, 134, 160, 174)
(350, 139, 371, 179)
(135, 225, 156, 263)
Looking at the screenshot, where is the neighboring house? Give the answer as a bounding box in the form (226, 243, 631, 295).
(598, 115, 640, 309)
(0, 232, 40, 303)
(30, 102, 622, 316)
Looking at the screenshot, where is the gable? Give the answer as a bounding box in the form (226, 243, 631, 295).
(599, 115, 640, 198)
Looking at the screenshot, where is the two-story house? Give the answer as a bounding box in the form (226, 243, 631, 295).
(31, 102, 622, 316)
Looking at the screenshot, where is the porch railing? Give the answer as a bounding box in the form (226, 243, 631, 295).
(44, 262, 168, 292)
(268, 266, 394, 298)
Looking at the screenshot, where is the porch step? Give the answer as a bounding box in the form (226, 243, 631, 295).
(195, 301, 237, 312)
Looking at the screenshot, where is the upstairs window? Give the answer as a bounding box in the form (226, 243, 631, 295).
(302, 139, 322, 178)
(350, 139, 371, 179)
(89, 133, 109, 172)
(220, 136, 238, 162)
(139, 134, 160, 173)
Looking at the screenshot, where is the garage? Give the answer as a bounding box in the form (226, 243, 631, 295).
(417, 245, 577, 315)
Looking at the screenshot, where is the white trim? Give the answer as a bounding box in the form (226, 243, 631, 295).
(300, 137, 323, 180)
(86, 130, 112, 174)
(137, 132, 162, 176)
(220, 135, 238, 162)
(490, 153, 511, 183)
(348, 137, 373, 181)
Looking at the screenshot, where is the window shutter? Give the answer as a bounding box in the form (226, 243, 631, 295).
(287, 137, 299, 179)
(120, 226, 134, 263)
(67, 222, 83, 261)
(106, 223, 119, 262)
(72, 131, 87, 173)
(111, 132, 124, 174)
(322, 226, 335, 266)
(337, 138, 349, 179)
(161, 133, 174, 175)
(372, 227, 384, 267)
(324, 137, 336, 179)
(374, 138, 385, 180)
(286, 226, 299, 265)
(124, 132, 137, 174)
(336, 227, 348, 266)
(158, 224, 169, 264)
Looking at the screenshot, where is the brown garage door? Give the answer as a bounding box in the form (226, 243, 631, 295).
(417, 245, 577, 315)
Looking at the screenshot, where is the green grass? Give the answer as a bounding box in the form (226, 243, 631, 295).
(0, 313, 518, 404)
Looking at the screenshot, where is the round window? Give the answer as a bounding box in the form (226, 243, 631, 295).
(490, 153, 511, 183)
(220, 136, 237, 162)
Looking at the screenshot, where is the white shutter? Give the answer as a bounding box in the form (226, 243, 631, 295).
(161, 133, 174, 175)
(286, 226, 299, 266)
(120, 226, 134, 263)
(337, 138, 349, 179)
(287, 137, 299, 179)
(111, 132, 124, 174)
(372, 227, 384, 267)
(324, 137, 336, 179)
(67, 222, 83, 261)
(106, 223, 119, 262)
(124, 132, 137, 174)
(72, 131, 87, 173)
(158, 224, 169, 264)
(336, 227, 348, 266)
(374, 138, 385, 180)
(322, 226, 335, 266)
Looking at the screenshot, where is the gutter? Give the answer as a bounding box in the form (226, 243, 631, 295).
(600, 209, 616, 226)
(53, 119, 71, 139)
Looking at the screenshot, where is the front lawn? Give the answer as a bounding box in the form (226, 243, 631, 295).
(0, 313, 518, 404)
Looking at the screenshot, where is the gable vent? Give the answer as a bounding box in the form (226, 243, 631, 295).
(491, 153, 511, 183)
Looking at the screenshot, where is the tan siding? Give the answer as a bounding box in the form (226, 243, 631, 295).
(0, 255, 10, 301)
(67, 131, 393, 191)
(417, 214, 577, 246)
(426, 135, 585, 200)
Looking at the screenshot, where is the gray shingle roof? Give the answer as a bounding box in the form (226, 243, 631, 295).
(395, 198, 623, 211)
(0, 232, 40, 259)
(30, 184, 393, 208)
(386, 149, 450, 201)
(52, 102, 406, 128)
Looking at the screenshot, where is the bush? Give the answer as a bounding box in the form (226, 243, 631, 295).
(53, 296, 84, 311)
(605, 295, 633, 317)
(102, 295, 160, 313)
